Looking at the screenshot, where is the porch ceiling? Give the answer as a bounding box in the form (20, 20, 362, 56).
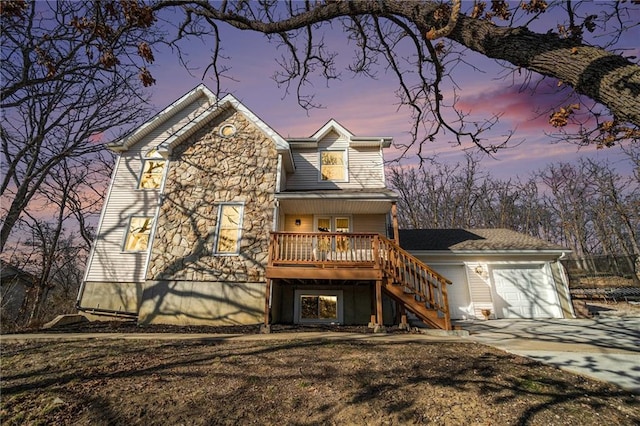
(277, 190, 397, 214)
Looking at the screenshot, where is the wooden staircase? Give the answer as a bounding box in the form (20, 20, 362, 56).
(377, 236, 452, 330)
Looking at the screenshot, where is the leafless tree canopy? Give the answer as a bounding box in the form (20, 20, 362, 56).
(1, 1, 159, 252)
(389, 153, 640, 259)
(153, 0, 640, 154)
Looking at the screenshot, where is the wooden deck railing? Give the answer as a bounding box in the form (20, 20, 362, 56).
(269, 232, 379, 266)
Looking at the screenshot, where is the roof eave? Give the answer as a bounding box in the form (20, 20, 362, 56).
(406, 249, 571, 256)
(350, 137, 393, 148)
(276, 192, 398, 202)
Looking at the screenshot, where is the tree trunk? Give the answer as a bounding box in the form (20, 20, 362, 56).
(448, 17, 640, 126)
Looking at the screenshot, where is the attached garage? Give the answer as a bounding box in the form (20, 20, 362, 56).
(400, 228, 574, 321)
(490, 265, 563, 318)
(429, 264, 472, 320)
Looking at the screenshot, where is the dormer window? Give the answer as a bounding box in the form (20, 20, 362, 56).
(138, 148, 166, 189)
(320, 150, 346, 181)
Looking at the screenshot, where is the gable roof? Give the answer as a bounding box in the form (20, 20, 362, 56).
(287, 119, 392, 148)
(399, 229, 569, 253)
(155, 94, 290, 156)
(106, 85, 294, 171)
(107, 84, 217, 152)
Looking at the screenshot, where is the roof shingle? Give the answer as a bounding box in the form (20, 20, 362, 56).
(398, 229, 568, 252)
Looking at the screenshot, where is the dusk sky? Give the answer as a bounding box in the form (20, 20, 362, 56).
(134, 2, 639, 180)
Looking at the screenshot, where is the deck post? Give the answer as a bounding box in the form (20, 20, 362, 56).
(261, 278, 272, 333)
(374, 279, 386, 333)
(391, 202, 399, 243)
(369, 282, 376, 328)
(397, 304, 409, 330)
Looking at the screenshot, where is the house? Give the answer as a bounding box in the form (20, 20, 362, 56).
(1, 260, 36, 327)
(77, 84, 573, 330)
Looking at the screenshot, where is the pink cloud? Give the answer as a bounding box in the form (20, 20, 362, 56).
(89, 133, 104, 143)
(456, 80, 580, 133)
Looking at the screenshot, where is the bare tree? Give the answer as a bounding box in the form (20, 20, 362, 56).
(389, 162, 465, 229)
(584, 159, 640, 258)
(538, 162, 596, 256)
(153, 0, 639, 154)
(390, 156, 639, 260)
(389, 154, 488, 229)
(4, 153, 113, 327)
(1, 1, 158, 252)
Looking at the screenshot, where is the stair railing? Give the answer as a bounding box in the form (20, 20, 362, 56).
(377, 236, 451, 324)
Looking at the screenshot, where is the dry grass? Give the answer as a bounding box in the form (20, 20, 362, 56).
(1, 338, 638, 425)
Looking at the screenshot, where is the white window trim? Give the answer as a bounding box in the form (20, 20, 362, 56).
(318, 149, 348, 183)
(122, 215, 154, 253)
(294, 289, 344, 324)
(213, 203, 244, 256)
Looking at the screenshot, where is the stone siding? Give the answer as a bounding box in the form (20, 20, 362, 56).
(147, 109, 278, 283)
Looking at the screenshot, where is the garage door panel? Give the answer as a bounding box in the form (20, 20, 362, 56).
(492, 266, 562, 319)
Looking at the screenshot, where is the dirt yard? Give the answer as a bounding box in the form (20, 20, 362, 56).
(1, 332, 638, 425)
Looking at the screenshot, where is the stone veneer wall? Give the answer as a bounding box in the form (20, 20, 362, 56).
(147, 109, 278, 283)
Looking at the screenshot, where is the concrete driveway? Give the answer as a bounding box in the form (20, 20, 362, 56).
(456, 317, 640, 394)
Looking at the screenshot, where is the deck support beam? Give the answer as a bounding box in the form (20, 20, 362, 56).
(374, 279, 386, 333)
(261, 278, 272, 333)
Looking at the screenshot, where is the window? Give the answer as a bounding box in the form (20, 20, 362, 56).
(214, 204, 244, 254)
(138, 160, 166, 189)
(138, 149, 166, 189)
(294, 290, 343, 324)
(124, 217, 153, 251)
(320, 150, 346, 181)
(302, 295, 337, 319)
(335, 217, 350, 252)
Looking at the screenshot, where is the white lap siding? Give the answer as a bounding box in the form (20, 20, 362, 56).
(84, 153, 160, 283)
(285, 132, 385, 190)
(352, 214, 387, 235)
(84, 97, 210, 284)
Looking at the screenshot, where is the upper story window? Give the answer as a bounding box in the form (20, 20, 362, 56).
(138, 149, 166, 189)
(214, 204, 244, 255)
(320, 150, 346, 181)
(124, 217, 153, 252)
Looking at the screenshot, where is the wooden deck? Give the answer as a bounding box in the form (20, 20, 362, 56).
(265, 232, 452, 329)
(266, 232, 382, 280)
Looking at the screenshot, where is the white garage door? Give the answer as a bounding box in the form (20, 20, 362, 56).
(430, 265, 472, 320)
(491, 265, 562, 319)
